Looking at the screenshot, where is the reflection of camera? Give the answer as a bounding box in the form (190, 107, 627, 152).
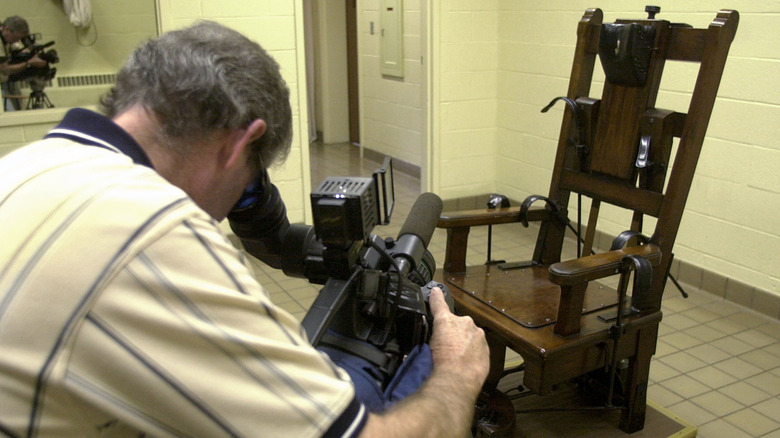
(228, 158, 444, 385)
(8, 33, 59, 84)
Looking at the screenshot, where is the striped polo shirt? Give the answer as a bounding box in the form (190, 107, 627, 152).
(0, 109, 366, 437)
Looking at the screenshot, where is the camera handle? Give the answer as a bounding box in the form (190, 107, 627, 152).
(302, 269, 361, 346)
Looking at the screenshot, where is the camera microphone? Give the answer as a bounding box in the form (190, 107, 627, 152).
(398, 192, 442, 248)
(387, 192, 442, 279)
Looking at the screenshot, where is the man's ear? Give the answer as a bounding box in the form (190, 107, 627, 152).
(222, 119, 267, 169)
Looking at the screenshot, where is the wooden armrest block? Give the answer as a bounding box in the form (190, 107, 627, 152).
(438, 206, 548, 228)
(550, 244, 661, 337)
(548, 244, 662, 286)
(438, 207, 549, 273)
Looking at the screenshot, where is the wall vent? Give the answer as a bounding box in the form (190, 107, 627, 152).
(56, 74, 117, 87)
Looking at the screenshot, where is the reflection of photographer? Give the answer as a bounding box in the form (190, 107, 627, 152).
(8, 33, 59, 83)
(1, 16, 47, 111)
(9, 32, 59, 109)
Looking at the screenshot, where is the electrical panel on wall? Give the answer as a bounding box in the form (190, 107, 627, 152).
(380, 0, 404, 77)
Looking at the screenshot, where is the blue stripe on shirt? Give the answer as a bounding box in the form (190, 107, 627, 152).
(130, 248, 339, 427)
(182, 219, 302, 346)
(85, 312, 242, 436)
(324, 397, 368, 437)
(25, 198, 190, 436)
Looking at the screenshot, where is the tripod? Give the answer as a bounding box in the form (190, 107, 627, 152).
(27, 89, 54, 109)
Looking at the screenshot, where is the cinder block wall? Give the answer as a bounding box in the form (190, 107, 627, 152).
(158, 0, 311, 224)
(358, 0, 426, 168)
(0, 110, 69, 156)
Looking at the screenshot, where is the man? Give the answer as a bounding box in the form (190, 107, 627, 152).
(0, 21, 489, 437)
(1, 15, 46, 111)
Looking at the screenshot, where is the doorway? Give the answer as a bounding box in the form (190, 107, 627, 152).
(346, 0, 359, 145)
(305, 0, 429, 189)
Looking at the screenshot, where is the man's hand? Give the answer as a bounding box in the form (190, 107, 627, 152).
(427, 286, 489, 391)
(27, 54, 47, 68)
(1, 54, 48, 78)
(360, 287, 489, 437)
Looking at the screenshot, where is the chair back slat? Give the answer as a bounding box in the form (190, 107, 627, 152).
(539, 10, 738, 275)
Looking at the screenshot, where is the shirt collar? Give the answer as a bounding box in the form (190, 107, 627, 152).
(45, 108, 154, 169)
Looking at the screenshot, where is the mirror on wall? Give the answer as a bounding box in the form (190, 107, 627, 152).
(1, 0, 158, 113)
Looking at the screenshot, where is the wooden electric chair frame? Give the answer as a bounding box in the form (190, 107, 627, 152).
(436, 8, 738, 434)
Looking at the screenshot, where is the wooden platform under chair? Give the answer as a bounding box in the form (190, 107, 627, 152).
(481, 358, 697, 437)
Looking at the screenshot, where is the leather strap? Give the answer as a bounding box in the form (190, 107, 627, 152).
(487, 193, 510, 209)
(541, 96, 588, 163)
(610, 230, 650, 251)
(320, 332, 390, 370)
(621, 254, 653, 311)
(519, 195, 568, 228)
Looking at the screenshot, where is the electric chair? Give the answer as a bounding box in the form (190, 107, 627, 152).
(435, 7, 738, 435)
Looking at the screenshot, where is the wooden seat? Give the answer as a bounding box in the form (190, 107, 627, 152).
(436, 8, 738, 434)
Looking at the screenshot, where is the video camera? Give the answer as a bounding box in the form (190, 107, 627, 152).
(228, 158, 449, 384)
(8, 33, 59, 83)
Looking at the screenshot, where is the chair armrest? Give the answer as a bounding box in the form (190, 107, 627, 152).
(548, 244, 662, 286)
(437, 206, 549, 228)
(548, 244, 662, 336)
(437, 207, 549, 273)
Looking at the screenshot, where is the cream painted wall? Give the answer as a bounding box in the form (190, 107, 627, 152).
(358, 0, 425, 168)
(429, 0, 500, 200)
(0, 108, 68, 156)
(431, 1, 778, 298)
(157, 0, 312, 224)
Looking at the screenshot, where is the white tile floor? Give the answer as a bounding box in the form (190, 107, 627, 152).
(248, 142, 780, 437)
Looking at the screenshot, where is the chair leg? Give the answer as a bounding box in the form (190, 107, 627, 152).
(471, 331, 516, 437)
(619, 324, 657, 432)
(554, 283, 588, 336)
(485, 331, 508, 389)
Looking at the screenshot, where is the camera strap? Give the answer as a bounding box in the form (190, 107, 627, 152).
(319, 332, 389, 370)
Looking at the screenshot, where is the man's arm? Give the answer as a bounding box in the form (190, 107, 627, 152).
(359, 287, 490, 437)
(0, 54, 46, 77)
(61, 208, 364, 437)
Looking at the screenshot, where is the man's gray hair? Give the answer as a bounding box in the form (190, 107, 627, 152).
(100, 20, 292, 169)
(3, 16, 29, 36)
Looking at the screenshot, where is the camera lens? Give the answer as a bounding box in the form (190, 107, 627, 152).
(406, 250, 435, 287)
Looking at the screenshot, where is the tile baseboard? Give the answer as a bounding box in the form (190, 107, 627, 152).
(359, 146, 421, 180)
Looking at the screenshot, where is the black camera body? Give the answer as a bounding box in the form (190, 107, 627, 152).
(228, 158, 446, 385)
(8, 34, 59, 83)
